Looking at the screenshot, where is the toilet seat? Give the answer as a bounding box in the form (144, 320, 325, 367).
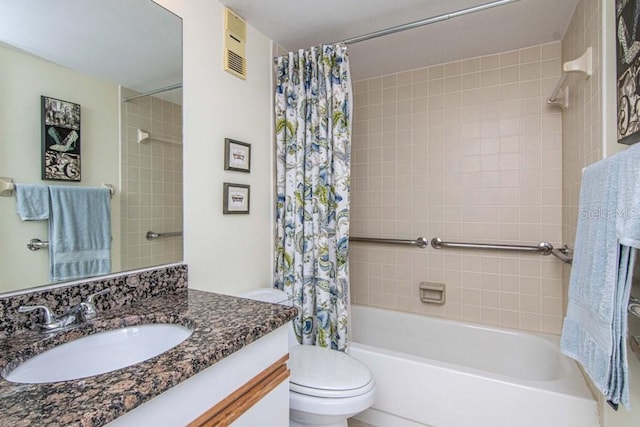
(289, 345, 375, 398)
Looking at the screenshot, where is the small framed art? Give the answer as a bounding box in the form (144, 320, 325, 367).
(41, 96, 81, 181)
(223, 183, 250, 214)
(224, 138, 251, 172)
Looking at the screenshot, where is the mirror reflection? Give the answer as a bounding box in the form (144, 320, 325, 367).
(0, 0, 183, 294)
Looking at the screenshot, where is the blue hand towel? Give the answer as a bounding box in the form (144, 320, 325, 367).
(15, 183, 49, 220)
(561, 143, 640, 409)
(48, 186, 112, 282)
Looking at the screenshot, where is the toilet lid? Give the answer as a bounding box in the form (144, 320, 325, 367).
(289, 345, 374, 398)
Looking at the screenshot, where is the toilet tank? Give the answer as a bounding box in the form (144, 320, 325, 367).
(240, 288, 298, 347)
(240, 288, 291, 305)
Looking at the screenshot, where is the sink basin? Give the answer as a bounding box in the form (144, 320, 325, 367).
(3, 324, 193, 384)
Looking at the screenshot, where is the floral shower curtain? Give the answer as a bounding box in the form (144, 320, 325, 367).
(274, 44, 352, 351)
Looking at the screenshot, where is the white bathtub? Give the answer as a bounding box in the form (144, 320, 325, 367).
(348, 305, 598, 427)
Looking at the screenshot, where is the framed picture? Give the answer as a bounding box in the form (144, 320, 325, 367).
(617, 0, 640, 145)
(224, 138, 251, 172)
(223, 183, 250, 214)
(41, 96, 81, 180)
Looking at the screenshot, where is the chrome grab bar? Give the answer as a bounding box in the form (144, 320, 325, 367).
(430, 237, 553, 254)
(349, 236, 428, 248)
(146, 230, 183, 241)
(28, 230, 183, 251)
(430, 237, 573, 264)
(27, 238, 49, 251)
(551, 246, 573, 264)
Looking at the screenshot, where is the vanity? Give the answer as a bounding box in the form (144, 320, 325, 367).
(0, 3, 297, 424)
(0, 265, 297, 426)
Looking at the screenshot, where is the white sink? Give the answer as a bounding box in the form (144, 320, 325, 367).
(3, 324, 193, 384)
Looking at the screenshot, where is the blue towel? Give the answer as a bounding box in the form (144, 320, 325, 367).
(15, 184, 49, 220)
(617, 143, 640, 247)
(48, 186, 112, 282)
(561, 144, 640, 409)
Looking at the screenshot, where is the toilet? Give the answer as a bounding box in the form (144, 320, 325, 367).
(241, 288, 376, 427)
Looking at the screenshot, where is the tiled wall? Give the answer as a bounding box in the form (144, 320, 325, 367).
(561, 0, 602, 304)
(121, 89, 183, 271)
(350, 42, 565, 334)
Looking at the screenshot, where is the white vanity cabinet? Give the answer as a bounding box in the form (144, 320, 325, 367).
(107, 325, 289, 427)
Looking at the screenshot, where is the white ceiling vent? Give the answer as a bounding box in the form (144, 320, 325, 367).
(224, 8, 246, 80)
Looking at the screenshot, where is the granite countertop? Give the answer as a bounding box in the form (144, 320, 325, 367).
(0, 289, 297, 427)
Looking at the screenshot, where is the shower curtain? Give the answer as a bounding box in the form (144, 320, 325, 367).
(274, 44, 352, 351)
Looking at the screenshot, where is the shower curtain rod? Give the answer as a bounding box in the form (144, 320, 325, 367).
(122, 83, 182, 103)
(339, 0, 522, 45)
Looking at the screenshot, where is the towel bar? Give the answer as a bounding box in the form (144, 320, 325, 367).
(27, 238, 49, 251)
(0, 177, 115, 198)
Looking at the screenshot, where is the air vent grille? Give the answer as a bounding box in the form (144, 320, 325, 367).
(227, 50, 245, 76)
(223, 8, 247, 80)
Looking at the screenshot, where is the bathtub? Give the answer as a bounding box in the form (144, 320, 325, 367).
(348, 305, 598, 427)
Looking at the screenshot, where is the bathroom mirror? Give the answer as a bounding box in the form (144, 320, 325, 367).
(0, 0, 183, 294)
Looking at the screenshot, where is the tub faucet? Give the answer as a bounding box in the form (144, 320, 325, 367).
(18, 289, 111, 332)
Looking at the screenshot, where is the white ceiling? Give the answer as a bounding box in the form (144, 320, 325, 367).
(0, 0, 182, 102)
(218, 0, 579, 80)
(0, 0, 578, 95)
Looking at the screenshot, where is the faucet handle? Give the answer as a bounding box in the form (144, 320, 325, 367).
(85, 288, 110, 305)
(18, 305, 57, 326)
(81, 288, 110, 320)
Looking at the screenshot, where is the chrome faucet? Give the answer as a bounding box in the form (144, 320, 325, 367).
(18, 289, 110, 332)
(79, 288, 110, 320)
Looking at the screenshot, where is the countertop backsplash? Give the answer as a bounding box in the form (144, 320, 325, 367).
(0, 264, 188, 337)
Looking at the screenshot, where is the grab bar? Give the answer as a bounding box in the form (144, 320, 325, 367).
(431, 237, 573, 264)
(349, 236, 428, 248)
(28, 229, 183, 251)
(146, 230, 183, 241)
(430, 237, 553, 254)
(27, 238, 49, 251)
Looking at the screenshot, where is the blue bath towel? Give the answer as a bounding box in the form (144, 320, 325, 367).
(617, 143, 640, 248)
(15, 183, 49, 220)
(561, 143, 640, 409)
(48, 186, 112, 281)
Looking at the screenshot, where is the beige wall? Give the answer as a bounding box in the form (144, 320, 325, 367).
(153, 0, 274, 294)
(0, 44, 121, 293)
(561, 0, 603, 288)
(350, 42, 565, 334)
(120, 88, 183, 271)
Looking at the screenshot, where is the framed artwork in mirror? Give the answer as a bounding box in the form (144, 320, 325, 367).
(224, 138, 251, 172)
(223, 183, 250, 214)
(41, 96, 82, 180)
(616, 0, 640, 145)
